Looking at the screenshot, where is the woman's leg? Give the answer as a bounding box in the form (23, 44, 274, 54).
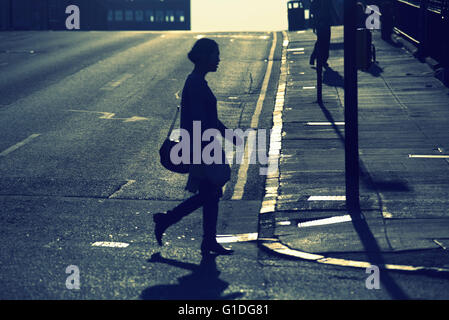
(199, 182, 233, 255)
(154, 192, 203, 246)
(167, 193, 203, 224)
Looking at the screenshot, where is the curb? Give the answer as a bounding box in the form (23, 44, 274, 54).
(258, 240, 449, 275)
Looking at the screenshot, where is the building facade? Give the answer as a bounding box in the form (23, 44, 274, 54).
(0, 0, 190, 30)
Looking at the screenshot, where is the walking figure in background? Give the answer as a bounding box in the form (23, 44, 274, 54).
(153, 38, 239, 255)
(309, 0, 332, 68)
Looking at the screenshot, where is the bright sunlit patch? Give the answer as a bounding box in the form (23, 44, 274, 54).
(306, 122, 345, 126)
(408, 154, 449, 158)
(216, 233, 258, 243)
(277, 221, 292, 226)
(297, 215, 352, 228)
(308, 196, 346, 201)
(191, 0, 288, 32)
(92, 242, 129, 248)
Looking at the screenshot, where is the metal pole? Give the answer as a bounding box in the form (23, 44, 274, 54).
(418, 0, 429, 59)
(317, 59, 323, 104)
(344, 0, 360, 213)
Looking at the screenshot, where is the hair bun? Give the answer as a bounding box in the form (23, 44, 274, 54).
(188, 38, 218, 64)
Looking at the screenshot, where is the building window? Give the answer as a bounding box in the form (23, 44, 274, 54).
(115, 10, 123, 21)
(135, 10, 144, 22)
(166, 11, 174, 23)
(176, 10, 185, 23)
(107, 10, 113, 22)
(125, 10, 133, 21)
(156, 10, 164, 23)
(145, 10, 154, 22)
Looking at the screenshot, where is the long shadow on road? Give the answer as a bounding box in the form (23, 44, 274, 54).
(140, 252, 245, 300)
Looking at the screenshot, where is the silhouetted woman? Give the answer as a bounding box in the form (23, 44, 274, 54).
(153, 38, 237, 255)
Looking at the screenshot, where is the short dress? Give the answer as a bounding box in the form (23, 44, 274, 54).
(180, 72, 226, 196)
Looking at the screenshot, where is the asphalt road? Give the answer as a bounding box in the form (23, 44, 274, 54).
(1, 31, 449, 301)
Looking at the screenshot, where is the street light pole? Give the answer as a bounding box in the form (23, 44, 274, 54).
(344, 0, 360, 214)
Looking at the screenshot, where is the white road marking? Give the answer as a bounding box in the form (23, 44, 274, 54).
(92, 242, 129, 248)
(0, 134, 41, 157)
(308, 196, 346, 201)
(298, 215, 352, 228)
(231, 32, 277, 200)
(408, 154, 449, 159)
(306, 122, 345, 126)
(216, 233, 258, 243)
(277, 221, 292, 226)
(287, 48, 304, 52)
(259, 30, 288, 213)
(196, 34, 270, 40)
(68, 110, 149, 122)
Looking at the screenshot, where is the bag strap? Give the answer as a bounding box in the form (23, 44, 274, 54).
(166, 105, 181, 139)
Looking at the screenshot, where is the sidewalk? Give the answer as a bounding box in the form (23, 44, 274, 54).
(259, 26, 449, 273)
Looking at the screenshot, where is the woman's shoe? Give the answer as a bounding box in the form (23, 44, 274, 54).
(153, 212, 170, 246)
(201, 239, 234, 255)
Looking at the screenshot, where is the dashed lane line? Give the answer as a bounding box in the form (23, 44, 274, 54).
(0, 134, 41, 157)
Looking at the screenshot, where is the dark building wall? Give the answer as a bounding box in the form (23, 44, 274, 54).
(0, 0, 11, 30)
(0, 0, 190, 31)
(0, 0, 49, 30)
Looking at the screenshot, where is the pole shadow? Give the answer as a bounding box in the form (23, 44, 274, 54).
(363, 62, 384, 77)
(140, 252, 245, 300)
(315, 100, 409, 299)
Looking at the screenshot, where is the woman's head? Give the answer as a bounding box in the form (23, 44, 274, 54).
(188, 38, 220, 72)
